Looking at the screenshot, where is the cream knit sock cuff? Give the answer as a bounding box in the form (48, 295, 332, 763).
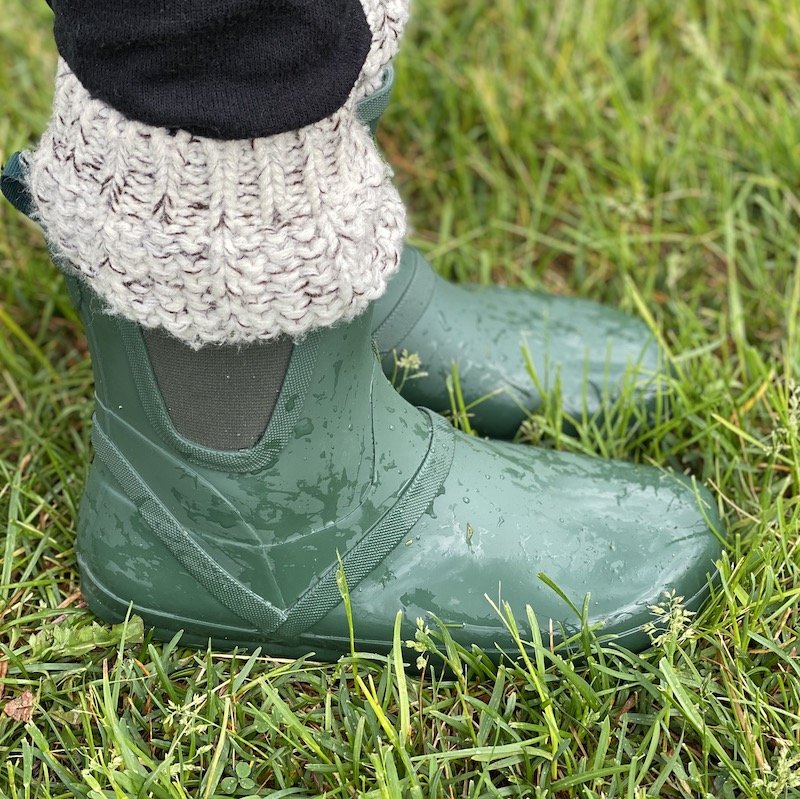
(28, 0, 410, 347)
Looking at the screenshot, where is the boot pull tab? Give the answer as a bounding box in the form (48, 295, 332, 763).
(356, 66, 395, 135)
(1, 151, 35, 220)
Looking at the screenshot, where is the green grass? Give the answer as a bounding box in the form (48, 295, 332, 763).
(2, 0, 800, 796)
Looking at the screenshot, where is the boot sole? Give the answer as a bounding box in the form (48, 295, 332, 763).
(78, 555, 714, 662)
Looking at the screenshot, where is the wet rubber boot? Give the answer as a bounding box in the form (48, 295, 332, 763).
(360, 71, 666, 440)
(4, 154, 722, 660)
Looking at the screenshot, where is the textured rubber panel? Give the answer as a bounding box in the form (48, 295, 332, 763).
(276, 409, 456, 639)
(91, 421, 289, 633)
(143, 329, 293, 452)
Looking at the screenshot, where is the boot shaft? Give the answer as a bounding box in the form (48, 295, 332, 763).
(68, 275, 380, 532)
(72, 281, 444, 640)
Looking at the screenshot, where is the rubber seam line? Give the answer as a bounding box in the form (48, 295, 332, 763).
(91, 407, 455, 639)
(372, 249, 438, 353)
(119, 319, 321, 474)
(91, 422, 288, 633)
(276, 408, 456, 640)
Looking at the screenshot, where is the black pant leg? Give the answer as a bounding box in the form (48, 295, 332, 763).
(48, 0, 373, 139)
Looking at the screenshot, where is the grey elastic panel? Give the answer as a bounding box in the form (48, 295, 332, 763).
(143, 330, 293, 451)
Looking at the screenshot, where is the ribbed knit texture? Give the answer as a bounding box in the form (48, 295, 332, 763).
(28, 0, 409, 347)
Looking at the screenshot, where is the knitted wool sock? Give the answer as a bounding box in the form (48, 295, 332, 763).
(27, 0, 409, 347)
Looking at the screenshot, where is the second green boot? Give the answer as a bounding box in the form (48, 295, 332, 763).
(372, 244, 663, 439)
(360, 71, 665, 440)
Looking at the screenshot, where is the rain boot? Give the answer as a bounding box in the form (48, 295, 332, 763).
(3, 152, 722, 660)
(360, 70, 666, 439)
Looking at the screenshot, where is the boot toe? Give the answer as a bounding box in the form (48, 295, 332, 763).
(325, 433, 722, 657)
(451, 439, 723, 650)
(465, 287, 666, 432)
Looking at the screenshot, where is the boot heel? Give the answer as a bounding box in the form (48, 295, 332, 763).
(77, 553, 129, 625)
(76, 458, 258, 642)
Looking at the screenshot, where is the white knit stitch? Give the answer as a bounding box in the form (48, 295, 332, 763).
(355, 0, 410, 98)
(27, 0, 410, 347)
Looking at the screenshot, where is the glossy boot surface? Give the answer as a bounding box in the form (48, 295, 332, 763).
(3, 153, 722, 662)
(372, 245, 664, 439)
(361, 72, 666, 439)
(73, 282, 720, 659)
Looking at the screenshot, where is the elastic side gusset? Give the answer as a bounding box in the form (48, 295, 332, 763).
(143, 330, 294, 451)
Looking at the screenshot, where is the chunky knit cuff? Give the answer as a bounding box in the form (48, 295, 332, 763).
(28, 0, 409, 347)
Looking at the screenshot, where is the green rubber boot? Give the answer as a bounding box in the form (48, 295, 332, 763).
(4, 153, 722, 661)
(360, 71, 665, 439)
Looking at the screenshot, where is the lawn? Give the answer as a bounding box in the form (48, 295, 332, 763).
(2, 0, 800, 796)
